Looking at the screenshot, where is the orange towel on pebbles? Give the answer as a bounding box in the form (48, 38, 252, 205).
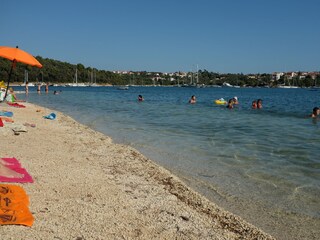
(0, 184, 34, 226)
(0, 117, 14, 123)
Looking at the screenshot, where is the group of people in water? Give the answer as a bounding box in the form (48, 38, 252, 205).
(226, 96, 240, 109)
(25, 82, 49, 95)
(184, 95, 318, 118)
(2, 88, 319, 119)
(187, 95, 262, 110)
(1, 84, 61, 103)
(251, 99, 263, 109)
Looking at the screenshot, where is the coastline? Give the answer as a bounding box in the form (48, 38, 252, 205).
(0, 102, 274, 239)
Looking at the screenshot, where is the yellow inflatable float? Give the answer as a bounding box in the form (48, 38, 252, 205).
(214, 98, 227, 105)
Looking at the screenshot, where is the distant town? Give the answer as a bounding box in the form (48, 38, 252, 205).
(109, 70, 320, 88)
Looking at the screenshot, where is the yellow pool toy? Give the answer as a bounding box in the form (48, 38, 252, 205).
(214, 98, 227, 105)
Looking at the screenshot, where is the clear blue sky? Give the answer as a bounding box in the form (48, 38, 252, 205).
(1, 0, 319, 73)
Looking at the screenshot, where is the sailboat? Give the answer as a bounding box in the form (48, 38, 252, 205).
(21, 70, 34, 86)
(310, 76, 320, 90)
(66, 68, 87, 87)
(278, 75, 299, 88)
(89, 70, 98, 87)
(195, 65, 206, 88)
(182, 65, 201, 87)
(66, 69, 78, 87)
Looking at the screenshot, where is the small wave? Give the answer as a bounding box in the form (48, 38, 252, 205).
(245, 169, 278, 188)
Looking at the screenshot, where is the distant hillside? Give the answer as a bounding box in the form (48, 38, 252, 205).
(1, 56, 318, 87)
(0, 56, 129, 85)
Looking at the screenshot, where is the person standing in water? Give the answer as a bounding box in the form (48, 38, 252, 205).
(25, 81, 29, 95)
(37, 84, 41, 94)
(45, 82, 49, 93)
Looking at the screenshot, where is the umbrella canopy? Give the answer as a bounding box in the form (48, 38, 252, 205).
(0, 46, 42, 101)
(0, 46, 42, 68)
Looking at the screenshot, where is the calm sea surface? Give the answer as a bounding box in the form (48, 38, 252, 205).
(19, 86, 320, 239)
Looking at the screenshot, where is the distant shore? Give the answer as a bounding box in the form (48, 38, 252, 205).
(8, 82, 320, 89)
(0, 102, 274, 239)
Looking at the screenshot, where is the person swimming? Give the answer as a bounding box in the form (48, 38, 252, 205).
(232, 96, 239, 105)
(257, 99, 263, 109)
(310, 107, 320, 118)
(189, 95, 196, 104)
(252, 100, 257, 109)
(138, 95, 144, 101)
(226, 99, 234, 109)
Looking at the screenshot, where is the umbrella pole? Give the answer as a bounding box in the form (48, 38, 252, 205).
(3, 61, 15, 100)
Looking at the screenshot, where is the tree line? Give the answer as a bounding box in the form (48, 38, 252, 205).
(0, 56, 319, 87)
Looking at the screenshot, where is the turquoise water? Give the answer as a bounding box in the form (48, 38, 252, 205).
(21, 86, 320, 239)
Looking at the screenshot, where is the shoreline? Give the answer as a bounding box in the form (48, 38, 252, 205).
(1, 102, 274, 239)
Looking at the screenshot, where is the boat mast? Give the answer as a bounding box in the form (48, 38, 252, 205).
(196, 64, 199, 84)
(74, 68, 78, 85)
(24, 69, 28, 84)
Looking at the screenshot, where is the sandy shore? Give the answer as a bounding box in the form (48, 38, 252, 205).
(0, 102, 275, 239)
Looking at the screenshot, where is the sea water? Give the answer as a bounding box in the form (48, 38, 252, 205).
(21, 86, 320, 239)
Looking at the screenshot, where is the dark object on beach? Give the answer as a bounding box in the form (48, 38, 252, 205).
(180, 215, 189, 221)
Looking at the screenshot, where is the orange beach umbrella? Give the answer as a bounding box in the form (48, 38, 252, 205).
(0, 46, 42, 100)
(0, 46, 42, 68)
